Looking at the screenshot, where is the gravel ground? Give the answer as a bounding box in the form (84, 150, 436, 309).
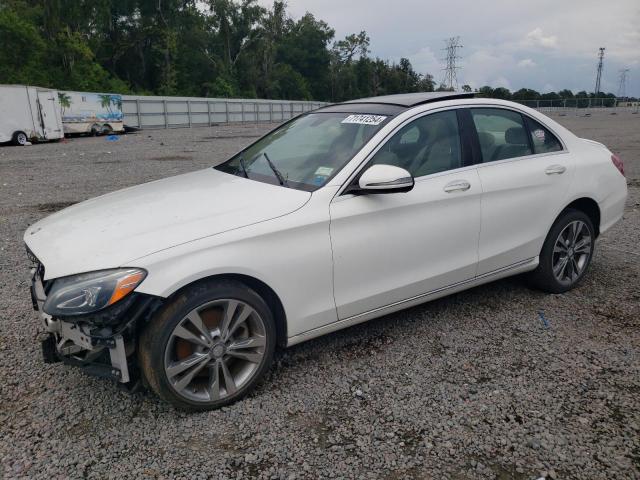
(1, 114, 639, 479)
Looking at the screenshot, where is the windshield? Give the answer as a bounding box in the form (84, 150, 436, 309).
(215, 112, 389, 191)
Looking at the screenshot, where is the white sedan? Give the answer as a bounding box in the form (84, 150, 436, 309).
(25, 92, 627, 410)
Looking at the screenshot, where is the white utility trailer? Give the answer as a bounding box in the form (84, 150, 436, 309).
(59, 90, 124, 135)
(0, 84, 64, 145)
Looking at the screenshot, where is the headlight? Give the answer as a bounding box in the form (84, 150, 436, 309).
(43, 268, 146, 316)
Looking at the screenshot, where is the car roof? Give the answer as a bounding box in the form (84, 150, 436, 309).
(341, 91, 474, 107)
(315, 92, 475, 116)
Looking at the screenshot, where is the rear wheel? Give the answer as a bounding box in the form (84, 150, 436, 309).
(138, 279, 276, 411)
(528, 209, 595, 293)
(101, 124, 113, 135)
(12, 131, 28, 146)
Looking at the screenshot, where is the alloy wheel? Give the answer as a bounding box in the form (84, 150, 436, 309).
(163, 299, 267, 403)
(552, 220, 592, 286)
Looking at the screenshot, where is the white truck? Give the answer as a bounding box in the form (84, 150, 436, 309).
(58, 90, 124, 135)
(0, 84, 64, 145)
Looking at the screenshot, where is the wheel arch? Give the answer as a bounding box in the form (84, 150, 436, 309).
(562, 197, 601, 237)
(160, 273, 288, 348)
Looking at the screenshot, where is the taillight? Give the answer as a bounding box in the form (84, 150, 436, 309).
(611, 154, 624, 176)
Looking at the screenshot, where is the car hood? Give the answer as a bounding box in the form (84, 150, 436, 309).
(24, 168, 311, 280)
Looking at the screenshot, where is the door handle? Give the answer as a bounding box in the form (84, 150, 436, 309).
(545, 165, 566, 175)
(443, 180, 471, 193)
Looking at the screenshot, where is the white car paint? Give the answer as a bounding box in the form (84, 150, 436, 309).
(24, 98, 627, 347)
(330, 167, 482, 320)
(26, 168, 311, 280)
(475, 149, 577, 275)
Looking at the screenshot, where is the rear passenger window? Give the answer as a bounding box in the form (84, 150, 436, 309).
(471, 108, 532, 162)
(525, 117, 563, 154)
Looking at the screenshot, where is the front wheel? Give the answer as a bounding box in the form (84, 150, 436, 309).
(528, 209, 595, 293)
(138, 279, 276, 411)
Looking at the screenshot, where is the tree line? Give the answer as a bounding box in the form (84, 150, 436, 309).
(469, 86, 630, 101)
(0, 0, 434, 101)
(0, 0, 629, 102)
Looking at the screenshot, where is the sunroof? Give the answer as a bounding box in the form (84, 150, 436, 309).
(341, 92, 474, 107)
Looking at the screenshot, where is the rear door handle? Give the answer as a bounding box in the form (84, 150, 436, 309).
(443, 180, 471, 193)
(545, 165, 566, 175)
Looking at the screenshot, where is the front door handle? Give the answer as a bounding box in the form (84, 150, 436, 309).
(443, 180, 471, 193)
(545, 165, 566, 175)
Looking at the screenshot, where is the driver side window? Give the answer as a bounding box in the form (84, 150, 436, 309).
(370, 110, 462, 177)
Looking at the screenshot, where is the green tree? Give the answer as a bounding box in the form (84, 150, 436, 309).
(0, 7, 48, 85)
(277, 13, 334, 100)
(1, 0, 607, 104)
(476, 86, 494, 97)
(270, 63, 311, 99)
(512, 88, 540, 101)
(333, 31, 369, 63)
(492, 87, 512, 99)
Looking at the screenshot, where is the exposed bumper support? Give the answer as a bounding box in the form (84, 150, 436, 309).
(42, 317, 131, 383)
(31, 264, 159, 384)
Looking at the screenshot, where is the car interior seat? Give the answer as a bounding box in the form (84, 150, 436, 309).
(476, 131, 496, 161)
(491, 127, 531, 161)
(373, 125, 427, 171)
(411, 117, 460, 177)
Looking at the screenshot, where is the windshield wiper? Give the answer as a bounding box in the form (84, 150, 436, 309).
(262, 152, 288, 187)
(237, 154, 249, 178)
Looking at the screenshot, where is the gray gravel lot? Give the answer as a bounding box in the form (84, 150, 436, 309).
(1, 114, 639, 479)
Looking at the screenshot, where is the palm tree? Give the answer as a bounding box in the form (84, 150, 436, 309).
(98, 94, 113, 114)
(111, 96, 122, 118)
(58, 92, 71, 115)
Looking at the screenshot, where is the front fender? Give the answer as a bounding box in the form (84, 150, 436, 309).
(131, 191, 339, 339)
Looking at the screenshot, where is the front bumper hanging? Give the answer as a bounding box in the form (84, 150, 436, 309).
(39, 315, 131, 382)
(30, 264, 157, 384)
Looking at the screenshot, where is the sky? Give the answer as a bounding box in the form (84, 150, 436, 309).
(256, 0, 640, 97)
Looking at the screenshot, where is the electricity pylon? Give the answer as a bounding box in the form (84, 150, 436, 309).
(617, 68, 630, 100)
(442, 37, 462, 91)
(594, 47, 605, 95)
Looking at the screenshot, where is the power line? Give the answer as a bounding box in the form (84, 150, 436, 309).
(594, 47, 605, 95)
(617, 68, 630, 100)
(441, 37, 462, 91)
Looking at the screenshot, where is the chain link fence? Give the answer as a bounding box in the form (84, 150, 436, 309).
(513, 97, 640, 114)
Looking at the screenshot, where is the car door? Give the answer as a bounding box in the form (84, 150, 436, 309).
(469, 107, 574, 275)
(329, 108, 482, 320)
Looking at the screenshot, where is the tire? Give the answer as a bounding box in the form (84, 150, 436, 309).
(138, 279, 276, 411)
(12, 131, 28, 146)
(101, 124, 113, 135)
(527, 208, 595, 293)
(90, 124, 100, 136)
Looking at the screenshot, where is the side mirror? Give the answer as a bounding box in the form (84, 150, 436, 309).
(356, 164, 414, 193)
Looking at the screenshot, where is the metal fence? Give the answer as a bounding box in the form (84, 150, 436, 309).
(121, 95, 326, 129)
(513, 97, 640, 114)
(121, 94, 639, 129)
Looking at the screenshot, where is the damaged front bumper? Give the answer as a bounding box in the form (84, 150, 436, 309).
(30, 262, 160, 385)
